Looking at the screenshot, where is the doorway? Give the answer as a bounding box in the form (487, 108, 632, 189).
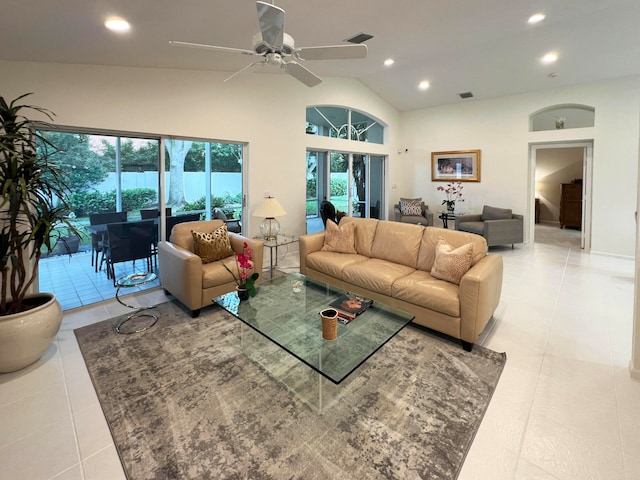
(530, 141, 593, 251)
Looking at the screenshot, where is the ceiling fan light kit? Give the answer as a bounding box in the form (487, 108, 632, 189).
(170, 1, 367, 87)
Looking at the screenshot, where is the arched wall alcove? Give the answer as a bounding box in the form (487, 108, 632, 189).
(529, 103, 595, 132)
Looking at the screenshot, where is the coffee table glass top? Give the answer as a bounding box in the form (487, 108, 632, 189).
(214, 273, 414, 384)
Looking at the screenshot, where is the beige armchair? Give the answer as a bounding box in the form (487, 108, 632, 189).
(455, 205, 524, 247)
(157, 219, 264, 317)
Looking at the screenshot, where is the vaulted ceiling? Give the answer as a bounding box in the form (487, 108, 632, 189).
(2, 0, 639, 111)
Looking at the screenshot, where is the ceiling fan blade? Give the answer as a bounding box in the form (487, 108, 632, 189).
(169, 40, 255, 56)
(256, 1, 285, 47)
(282, 61, 322, 87)
(295, 44, 368, 61)
(224, 60, 266, 83)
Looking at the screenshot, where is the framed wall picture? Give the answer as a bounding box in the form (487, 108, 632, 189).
(431, 150, 481, 182)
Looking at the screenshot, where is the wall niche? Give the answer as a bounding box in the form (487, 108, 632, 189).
(529, 104, 595, 132)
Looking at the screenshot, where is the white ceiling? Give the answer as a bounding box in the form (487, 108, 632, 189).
(2, 0, 639, 111)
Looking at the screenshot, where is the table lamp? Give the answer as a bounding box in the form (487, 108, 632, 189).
(253, 196, 286, 241)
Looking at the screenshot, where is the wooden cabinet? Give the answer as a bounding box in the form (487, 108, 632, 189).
(559, 183, 582, 229)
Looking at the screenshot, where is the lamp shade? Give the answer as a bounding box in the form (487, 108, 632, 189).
(252, 197, 287, 218)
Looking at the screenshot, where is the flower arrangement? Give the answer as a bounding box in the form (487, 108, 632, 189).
(223, 242, 260, 297)
(437, 181, 465, 211)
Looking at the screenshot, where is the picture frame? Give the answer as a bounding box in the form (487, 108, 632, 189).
(431, 150, 481, 182)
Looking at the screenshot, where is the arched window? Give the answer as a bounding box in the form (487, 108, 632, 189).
(305, 106, 385, 144)
(529, 104, 595, 132)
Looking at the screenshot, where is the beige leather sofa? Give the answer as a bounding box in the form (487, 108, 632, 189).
(299, 217, 503, 350)
(158, 219, 264, 317)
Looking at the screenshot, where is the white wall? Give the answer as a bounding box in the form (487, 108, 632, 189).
(398, 76, 640, 257)
(2, 60, 638, 256)
(1, 60, 399, 237)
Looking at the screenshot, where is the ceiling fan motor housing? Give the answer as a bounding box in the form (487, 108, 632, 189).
(252, 32, 294, 55)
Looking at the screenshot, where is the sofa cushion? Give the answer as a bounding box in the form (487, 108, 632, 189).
(191, 224, 234, 263)
(416, 227, 487, 272)
(370, 221, 423, 268)
(430, 237, 473, 285)
(399, 198, 422, 216)
(306, 251, 368, 278)
(321, 219, 356, 254)
(482, 205, 512, 220)
(340, 217, 379, 257)
(457, 221, 484, 235)
(343, 258, 415, 296)
(392, 270, 461, 317)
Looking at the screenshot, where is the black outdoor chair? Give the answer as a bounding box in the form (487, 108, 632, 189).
(320, 200, 337, 227)
(165, 213, 201, 241)
(89, 211, 127, 272)
(212, 207, 241, 233)
(104, 220, 155, 286)
(140, 207, 172, 219)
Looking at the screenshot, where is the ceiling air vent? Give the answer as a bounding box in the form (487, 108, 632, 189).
(345, 32, 374, 44)
(459, 92, 474, 99)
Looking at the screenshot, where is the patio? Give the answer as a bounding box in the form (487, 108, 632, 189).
(39, 248, 161, 311)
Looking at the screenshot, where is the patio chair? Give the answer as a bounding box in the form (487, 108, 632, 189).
(140, 207, 172, 219)
(212, 207, 241, 233)
(319, 200, 337, 227)
(104, 220, 155, 286)
(89, 211, 127, 272)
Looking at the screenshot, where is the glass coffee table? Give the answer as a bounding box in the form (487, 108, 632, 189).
(214, 273, 414, 411)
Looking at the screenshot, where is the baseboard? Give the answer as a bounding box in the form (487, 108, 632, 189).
(629, 360, 640, 380)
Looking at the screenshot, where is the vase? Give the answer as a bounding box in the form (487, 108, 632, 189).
(447, 203, 455, 213)
(320, 308, 338, 341)
(236, 286, 249, 301)
(0, 293, 63, 373)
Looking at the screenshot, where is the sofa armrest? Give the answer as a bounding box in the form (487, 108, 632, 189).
(229, 233, 264, 282)
(157, 240, 204, 310)
(455, 213, 482, 229)
(299, 232, 326, 275)
(458, 253, 504, 344)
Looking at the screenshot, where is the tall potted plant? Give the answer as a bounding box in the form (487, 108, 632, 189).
(0, 93, 79, 373)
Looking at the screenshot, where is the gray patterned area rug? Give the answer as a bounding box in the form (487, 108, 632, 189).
(75, 300, 506, 480)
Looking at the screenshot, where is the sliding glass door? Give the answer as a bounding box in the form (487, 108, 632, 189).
(307, 149, 385, 222)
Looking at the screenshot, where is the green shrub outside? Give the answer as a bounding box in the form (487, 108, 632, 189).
(179, 193, 242, 219)
(69, 188, 157, 216)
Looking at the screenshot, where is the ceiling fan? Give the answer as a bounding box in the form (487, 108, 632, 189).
(169, 1, 367, 87)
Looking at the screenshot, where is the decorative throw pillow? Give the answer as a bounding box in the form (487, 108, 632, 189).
(399, 198, 423, 216)
(321, 219, 357, 254)
(430, 237, 473, 285)
(191, 224, 234, 264)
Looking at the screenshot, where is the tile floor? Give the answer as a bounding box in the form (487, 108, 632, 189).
(1, 227, 639, 480)
(38, 249, 160, 312)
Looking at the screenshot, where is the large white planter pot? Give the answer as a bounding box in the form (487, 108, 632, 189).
(0, 293, 63, 373)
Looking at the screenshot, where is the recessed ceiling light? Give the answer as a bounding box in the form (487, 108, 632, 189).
(418, 80, 430, 91)
(541, 52, 558, 64)
(384, 58, 395, 67)
(105, 17, 130, 32)
(528, 13, 546, 24)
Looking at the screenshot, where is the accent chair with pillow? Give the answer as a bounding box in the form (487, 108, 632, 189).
(393, 197, 434, 226)
(455, 205, 524, 247)
(157, 219, 263, 317)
